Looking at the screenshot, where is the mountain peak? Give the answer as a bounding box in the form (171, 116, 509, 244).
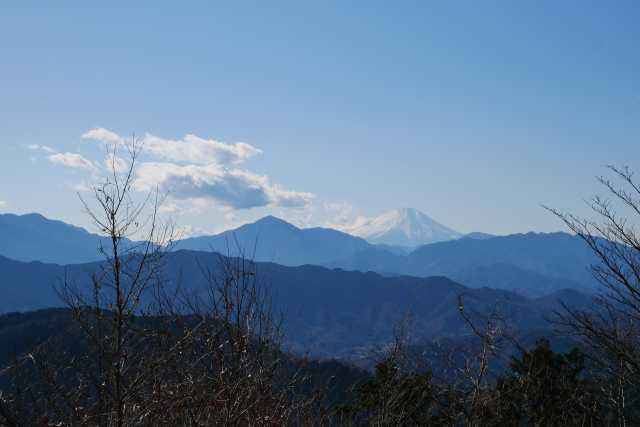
(0, 212, 106, 264)
(344, 208, 461, 247)
(397, 207, 420, 214)
(253, 215, 299, 230)
(0, 212, 90, 234)
(1, 212, 47, 222)
(389, 208, 430, 222)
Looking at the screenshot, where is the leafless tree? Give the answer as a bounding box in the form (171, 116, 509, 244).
(546, 165, 640, 425)
(337, 295, 517, 426)
(0, 137, 323, 426)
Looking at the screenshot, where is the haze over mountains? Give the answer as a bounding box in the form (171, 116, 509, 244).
(331, 232, 599, 296)
(0, 213, 133, 264)
(176, 215, 372, 266)
(0, 210, 600, 298)
(0, 209, 604, 358)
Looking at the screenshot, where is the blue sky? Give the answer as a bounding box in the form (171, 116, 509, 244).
(1, 1, 639, 236)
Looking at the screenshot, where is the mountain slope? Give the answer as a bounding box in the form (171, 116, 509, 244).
(329, 232, 600, 296)
(343, 208, 461, 247)
(463, 232, 496, 240)
(406, 232, 597, 286)
(0, 250, 591, 358)
(0, 255, 66, 312)
(0, 212, 600, 298)
(0, 213, 116, 264)
(176, 215, 373, 266)
(0, 213, 374, 267)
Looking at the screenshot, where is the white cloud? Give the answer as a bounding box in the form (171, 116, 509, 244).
(173, 224, 218, 239)
(28, 144, 57, 153)
(322, 201, 359, 227)
(159, 202, 180, 214)
(143, 133, 261, 166)
(104, 153, 129, 173)
(71, 181, 93, 192)
(48, 152, 97, 172)
(268, 184, 316, 208)
(333, 215, 371, 234)
(134, 162, 314, 209)
(82, 128, 261, 166)
(264, 199, 361, 230)
(82, 128, 124, 145)
(77, 128, 314, 212)
(0, 200, 6, 209)
(159, 198, 219, 215)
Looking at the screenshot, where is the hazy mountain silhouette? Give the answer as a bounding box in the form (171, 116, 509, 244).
(462, 232, 496, 240)
(0, 250, 592, 357)
(175, 215, 374, 266)
(406, 232, 598, 288)
(0, 213, 600, 297)
(0, 213, 133, 264)
(330, 232, 600, 296)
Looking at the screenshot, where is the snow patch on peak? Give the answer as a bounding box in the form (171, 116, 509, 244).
(341, 208, 461, 247)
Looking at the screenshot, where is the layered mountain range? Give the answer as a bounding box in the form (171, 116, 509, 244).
(0, 251, 593, 358)
(0, 210, 601, 358)
(0, 211, 600, 297)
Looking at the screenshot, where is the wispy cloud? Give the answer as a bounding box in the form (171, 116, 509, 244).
(104, 152, 129, 173)
(81, 128, 123, 145)
(248, 198, 362, 231)
(48, 152, 97, 172)
(28, 144, 57, 154)
(82, 127, 262, 166)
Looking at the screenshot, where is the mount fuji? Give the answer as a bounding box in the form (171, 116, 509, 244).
(342, 208, 461, 248)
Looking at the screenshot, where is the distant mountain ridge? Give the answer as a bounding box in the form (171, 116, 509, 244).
(463, 232, 496, 240)
(0, 251, 592, 358)
(175, 215, 374, 266)
(341, 208, 461, 247)
(0, 212, 382, 267)
(330, 231, 600, 296)
(0, 213, 126, 264)
(0, 212, 601, 297)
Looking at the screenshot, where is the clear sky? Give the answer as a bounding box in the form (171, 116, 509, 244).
(1, 1, 639, 236)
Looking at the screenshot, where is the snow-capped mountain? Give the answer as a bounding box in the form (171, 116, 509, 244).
(342, 208, 461, 248)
